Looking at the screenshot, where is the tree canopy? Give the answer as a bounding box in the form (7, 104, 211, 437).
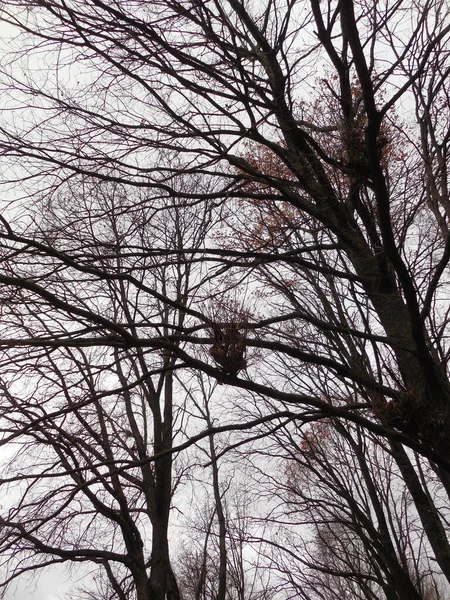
(0, 0, 449, 598)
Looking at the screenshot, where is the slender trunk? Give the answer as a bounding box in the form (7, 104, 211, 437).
(337, 425, 423, 600)
(390, 441, 450, 585)
(149, 356, 176, 600)
(208, 432, 227, 600)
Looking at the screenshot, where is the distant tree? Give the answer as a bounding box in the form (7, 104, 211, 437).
(261, 419, 450, 599)
(176, 487, 275, 600)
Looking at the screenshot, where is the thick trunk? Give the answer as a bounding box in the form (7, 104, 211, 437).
(343, 229, 450, 455)
(148, 512, 171, 600)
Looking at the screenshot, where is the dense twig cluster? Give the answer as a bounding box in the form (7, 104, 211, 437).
(0, 0, 449, 599)
(209, 323, 247, 377)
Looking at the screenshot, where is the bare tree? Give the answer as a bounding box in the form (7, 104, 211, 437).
(0, 180, 218, 599)
(0, 0, 449, 597)
(258, 419, 449, 600)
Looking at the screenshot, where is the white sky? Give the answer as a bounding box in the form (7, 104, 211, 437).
(4, 565, 85, 600)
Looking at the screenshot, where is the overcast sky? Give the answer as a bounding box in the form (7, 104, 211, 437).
(3, 561, 91, 600)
